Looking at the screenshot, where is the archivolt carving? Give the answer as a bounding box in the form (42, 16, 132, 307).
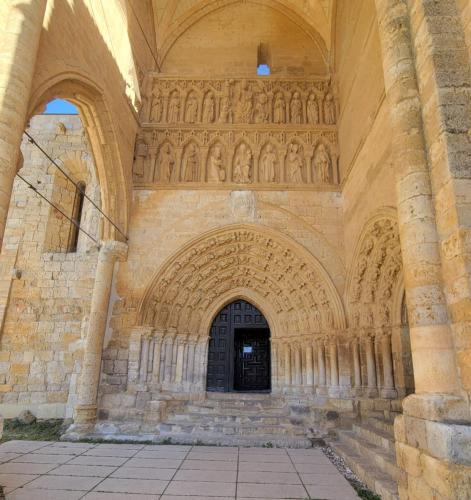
(139, 225, 346, 337)
(348, 215, 403, 329)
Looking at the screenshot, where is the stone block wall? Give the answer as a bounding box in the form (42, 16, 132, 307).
(0, 115, 100, 419)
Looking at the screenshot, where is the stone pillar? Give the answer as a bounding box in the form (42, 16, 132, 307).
(316, 341, 326, 394)
(329, 341, 339, 396)
(374, 0, 459, 397)
(152, 333, 163, 386)
(365, 336, 377, 398)
(305, 343, 314, 388)
(381, 333, 396, 399)
(0, 0, 47, 245)
(284, 343, 291, 388)
(352, 338, 361, 391)
(74, 241, 128, 424)
(294, 343, 302, 387)
(175, 334, 187, 384)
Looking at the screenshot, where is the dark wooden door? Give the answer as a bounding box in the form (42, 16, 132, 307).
(234, 328, 271, 391)
(206, 300, 270, 392)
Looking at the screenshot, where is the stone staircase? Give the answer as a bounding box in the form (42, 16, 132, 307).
(330, 413, 403, 500)
(155, 392, 313, 447)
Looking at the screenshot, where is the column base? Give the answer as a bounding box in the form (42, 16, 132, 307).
(74, 404, 98, 425)
(366, 387, 379, 398)
(380, 387, 398, 399)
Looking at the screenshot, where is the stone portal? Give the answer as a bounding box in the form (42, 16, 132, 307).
(207, 300, 271, 393)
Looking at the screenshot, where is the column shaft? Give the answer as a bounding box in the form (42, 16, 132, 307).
(0, 0, 47, 244)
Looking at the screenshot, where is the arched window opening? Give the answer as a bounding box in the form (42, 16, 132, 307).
(67, 181, 86, 253)
(257, 42, 271, 75)
(44, 99, 79, 115)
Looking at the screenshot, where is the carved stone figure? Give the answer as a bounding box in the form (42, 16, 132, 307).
(235, 80, 253, 123)
(159, 144, 175, 182)
(273, 92, 286, 124)
(324, 93, 336, 124)
(290, 91, 303, 124)
(150, 88, 163, 122)
(183, 144, 200, 182)
(168, 91, 180, 122)
(260, 144, 277, 183)
(286, 143, 304, 183)
(208, 145, 225, 182)
(307, 93, 319, 124)
(233, 143, 252, 183)
(314, 144, 331, 183)
(219, 94, 232, 123)
(254, 93, 269, 123)
(133, 135, 147, 179)
(202, 92, 215, 123)
(185, 93, 199, 123)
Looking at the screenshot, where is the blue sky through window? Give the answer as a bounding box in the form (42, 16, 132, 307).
(257, 64, 270, 76)
(44, 99, 79, 115)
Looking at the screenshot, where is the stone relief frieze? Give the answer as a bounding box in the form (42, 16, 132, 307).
(135, 77, 339, 187)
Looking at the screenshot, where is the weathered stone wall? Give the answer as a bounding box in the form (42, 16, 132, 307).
(0, 115, 100, 418)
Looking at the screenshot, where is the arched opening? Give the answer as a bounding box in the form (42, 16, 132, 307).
(206, 299, 271, 393)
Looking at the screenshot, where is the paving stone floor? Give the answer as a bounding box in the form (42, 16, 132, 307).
(0, 440, 359, 499)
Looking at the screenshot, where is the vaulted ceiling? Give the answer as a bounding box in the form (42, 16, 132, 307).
(151, 0, 334, 66)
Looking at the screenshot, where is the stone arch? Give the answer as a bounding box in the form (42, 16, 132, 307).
(159, 0, 329, 69)
(346, 209, 403, 329)
(138, 224, 346, 337)
(27, 74, 129, 241)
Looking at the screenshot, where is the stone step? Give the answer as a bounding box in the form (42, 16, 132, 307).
(206, 392, 272, 400)
(337, 430, 401, 482)
(155, 431, 313, 448)
(367, 416, 395, 436)
(170, 412, 294, 425)
(160, 421, 307, 437)
(352, 422, 395, 453)
(330, 440, 399, 500)
(186, 403, 288, 415)
(193, 400, 287, 411)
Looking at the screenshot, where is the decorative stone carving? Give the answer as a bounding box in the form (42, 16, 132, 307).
(323, 93, 336, 125)
(254, 92, 269, 124)
(290, 91, 303, 124)
(167, 90, 180, 123)
(202, 92, 215, 124)
(313, 144, 332, 183)
(233, 143, 252, 183)
(235, 80, 253, 123)
(138, 226, 345, 340)
(286, 142, 304, 183)
(273, 92, 286, 124)
(207, 144, 225, 182)
(259, 143, 278, 183)
(133, 135, 147, 180)
(185, 91, 199, 123)
(150, 88, 163, 122)
(158, 143, 175, 183)
(182, 143, 200, 182)
(307, 94, 319, 124)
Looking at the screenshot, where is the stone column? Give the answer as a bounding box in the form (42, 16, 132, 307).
(305, 343, 314, 388)
(329, 341, 339, 396)
(352, 338, 362, 391)
(0, 0, 47, 245)
(151, 333, 163, 386)
(74, 241, 128, 424)
(294, 343, 302, 387)
(374, 0, 459, 397)
(284, 343, 291, 388)
(365, 336, 377, 398)
(381, 333, 396, 399)
(316, 341, 326, 395)
(175, 334, 187, 384)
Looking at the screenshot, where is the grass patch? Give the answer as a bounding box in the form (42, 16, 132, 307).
(354, 486, 382, 500)
(1, 419, 65, 443)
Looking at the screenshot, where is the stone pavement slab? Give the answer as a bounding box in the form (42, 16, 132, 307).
(0, 441, 359, 499)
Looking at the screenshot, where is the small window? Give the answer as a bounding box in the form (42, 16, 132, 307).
(257, 43, 271, 75)
(44, 99, 79, 115)
(67, 182, 86, 252)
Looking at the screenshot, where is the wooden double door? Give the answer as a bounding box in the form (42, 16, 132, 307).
(206, 300, 271, 392)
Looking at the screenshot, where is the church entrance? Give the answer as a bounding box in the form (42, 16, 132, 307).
(206, 300, 271, 393)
